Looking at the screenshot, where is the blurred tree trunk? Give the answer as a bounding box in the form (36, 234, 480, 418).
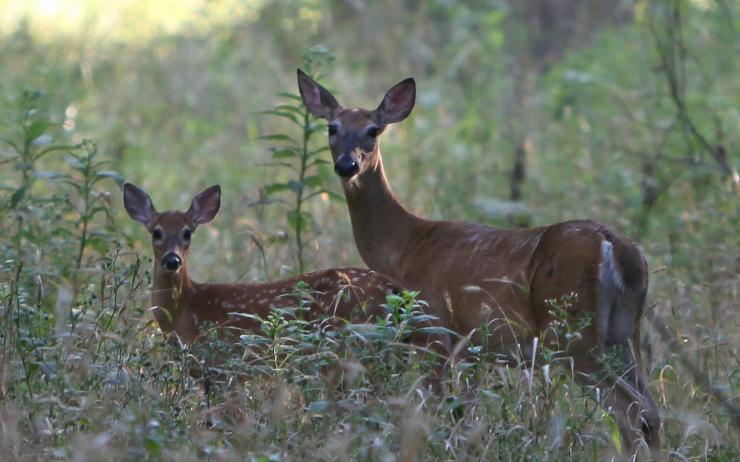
(503, 0, 634, 211)
(507, 0, 633, 73)
(510, 144, 526, 202)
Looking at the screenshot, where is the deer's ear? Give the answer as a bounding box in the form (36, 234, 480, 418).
(123, 183, 157, 226)
(375, 77, 415, 126)
(297, 69, 342, 120)
(187, 185, 221, 225)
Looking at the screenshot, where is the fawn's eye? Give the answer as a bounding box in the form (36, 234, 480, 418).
(182, 229, 192, 240)
(152, 229, 163, 240)
(328, 124, 338, 136)
(366, 126, 379, 138)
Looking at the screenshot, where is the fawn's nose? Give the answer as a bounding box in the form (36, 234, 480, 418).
(162, 253, 182, 271)
(334, 158, 359, 177)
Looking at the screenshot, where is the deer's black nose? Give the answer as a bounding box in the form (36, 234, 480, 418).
(334, 159, 359, 177)
(162, 253, 182, 271)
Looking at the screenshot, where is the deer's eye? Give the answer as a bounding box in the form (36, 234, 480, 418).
(183, 229, 192, 241)
(152, 229, 163, 240)
(366, 126, 379, 138)
(328, 124, 338, 136)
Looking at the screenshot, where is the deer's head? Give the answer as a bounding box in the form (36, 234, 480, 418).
(297, 69, 415, 181)
(123, 183, 221, 273)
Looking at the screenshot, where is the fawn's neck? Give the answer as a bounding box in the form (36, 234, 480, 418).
(343, 152, 426, 278)
(151, 264, 197, 342)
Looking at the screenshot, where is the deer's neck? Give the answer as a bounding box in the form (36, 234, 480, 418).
(343, 152, 426, 278)
(151, 265, 197, 342)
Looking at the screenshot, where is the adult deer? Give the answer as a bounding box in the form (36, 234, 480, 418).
(297, 70, 661, 457)
(123, 183, 400, 347)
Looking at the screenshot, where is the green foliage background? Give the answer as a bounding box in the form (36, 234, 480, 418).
(0, 0, 737, 460)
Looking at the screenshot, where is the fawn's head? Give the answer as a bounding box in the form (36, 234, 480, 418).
(297, 69, 415, 181)
(123, 183, 221, 273)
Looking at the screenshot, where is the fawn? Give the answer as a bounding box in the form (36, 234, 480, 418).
(123, 182, 401, 348)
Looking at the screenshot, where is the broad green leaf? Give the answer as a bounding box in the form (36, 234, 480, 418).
(384, 294, 405, 305)
(51, 227, 76, 238)
(95, 170, 125, 186)
(260, 109, 299, 124)
(415, 326, 457, 336)
(303, 175, 322, 187)
(307, 158, 330, 167)
(273, 104, 304, 115)
(264, 183, 290, 194)
(32, 170, 65, 180)
(324, 190, 345, 202)
(36, 144, 79, 160)
(145, 437, 161, 456)
(9, 186, 27, 208)
(603, 411, 622, 453)
(409, 314, 440, 323)
(260, 161, 295, 169)
(309, 146, 330, 156)
(260, 134, 294, 142)
(88, 205, 108, 217)
(271, 149, 297, 159)
(230, 312, 264, 322)
(287, 210, 310, 232)
(59, 179, 83, 193)
(3, 138, 21, 154)
(307, 123, 326, 134)
(25, 121, 55, 144)
(308, 400, 330, 414)
(287, 180, 303, 193)
(66, 157, 85, 169)
(87, 236, 111, 253)
(277, 92, 302, 101)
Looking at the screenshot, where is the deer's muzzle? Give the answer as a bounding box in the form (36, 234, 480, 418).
(334, 155, 359, 177)
(161, 253, 183, 271)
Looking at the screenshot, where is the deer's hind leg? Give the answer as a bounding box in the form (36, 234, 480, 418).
(596, 239, 661, 460)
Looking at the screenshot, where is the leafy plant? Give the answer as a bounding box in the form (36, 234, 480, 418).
(1, 90, 75, 210)
(55, 140, 124, 270)
(1, 90, 76, 257)
(259, 46, 338, 273)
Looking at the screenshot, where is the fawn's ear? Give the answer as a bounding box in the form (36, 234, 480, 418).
(297, 68, 342, 120)
(123, 183, 157, 226)
(375, 77, 415, 126)
(187, 185, 221, 225)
